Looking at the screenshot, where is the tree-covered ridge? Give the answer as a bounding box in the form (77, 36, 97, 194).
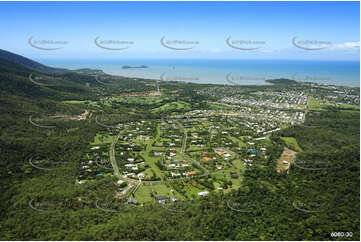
(0, 49, 70, 74)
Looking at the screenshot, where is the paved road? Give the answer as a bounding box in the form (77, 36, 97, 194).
(109, 129, 140, 198)
(177, 121, 187, 154)
(177, 121, 209, 177)
(109, 130, 122, 178)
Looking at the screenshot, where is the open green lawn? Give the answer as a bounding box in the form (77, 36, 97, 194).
(143, 168, 154, 178)
(211, 170, 243, 192)
(140, 152, 163, 180)
(152, 101, 191, 113)
(229, 136, 247, 147)
(309, 98, 359, 111)
(307, 98, 333, 111)
(338, 103, 360, 110)
(280, 137, 302, 152)
(91, 133, 115, 145)
(133, 184, 155, 203)
(63, 100, 99, 106)
(232, 159, 247, 169)
(139, 124, 164, 180)
(63, 100, 86, 104)
(111, 96, 165, 104)
(134, 183, 182, 203)
(229, 177, 242, 190)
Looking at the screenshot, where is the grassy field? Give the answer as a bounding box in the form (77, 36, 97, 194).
(308, 98, 359, 111)
(139, 124, 164, 180)
(307, 98, 333, 111)
(63, 100, 86, 104)
(229, 136, 247, 147)
(63, 100, 99, 106)
(91, 133, 115, 145)
(338, 103, 360, 110)
(110, 96, 165, 104)
(134, 183, 182, 203)
(211, 170, 243, 192)
(232, 159, 247, 169)
(229, 177, 242, 190)
(152, 101, 191, 113)
(280, 137, 302, 152)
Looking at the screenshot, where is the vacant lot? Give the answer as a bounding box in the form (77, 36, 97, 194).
(276, 147, 297, 172)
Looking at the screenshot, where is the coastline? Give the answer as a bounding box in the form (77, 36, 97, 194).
(38, 58, 361, 88)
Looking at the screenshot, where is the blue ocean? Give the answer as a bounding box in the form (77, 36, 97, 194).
(39, 59, 360, 87)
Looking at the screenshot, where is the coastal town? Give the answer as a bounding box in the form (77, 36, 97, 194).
(72, 78, 359, 206)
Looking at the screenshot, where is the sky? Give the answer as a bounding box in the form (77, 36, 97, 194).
(0, 1, 359, 61)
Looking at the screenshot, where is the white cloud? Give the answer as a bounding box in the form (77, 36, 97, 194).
(331, 41, 360, 50)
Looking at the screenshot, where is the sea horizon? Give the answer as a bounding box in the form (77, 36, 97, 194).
(38, 58, 361, 87)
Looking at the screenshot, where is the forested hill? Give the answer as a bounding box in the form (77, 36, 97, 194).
(0, 49, 70, 74)
(0, 56, 102, 101)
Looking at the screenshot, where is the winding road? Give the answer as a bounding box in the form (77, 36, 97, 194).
(177, 121, 209, 177)
(109, 129, 141, 198)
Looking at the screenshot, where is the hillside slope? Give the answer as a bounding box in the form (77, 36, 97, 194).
(0, 49, 70, 74)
